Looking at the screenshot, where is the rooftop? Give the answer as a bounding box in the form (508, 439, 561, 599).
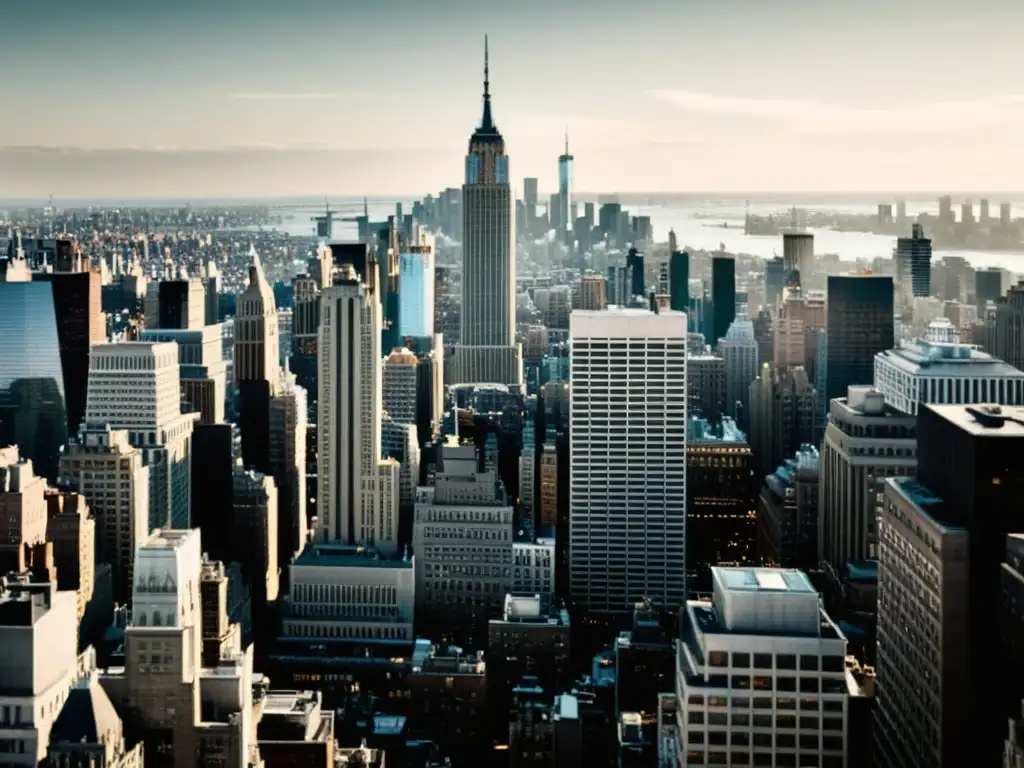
(924, 403, 1024, 437)
(141, 528, 199, 551)
(887, 477, 965, 533)
(716, 567, 816, 594)
(293, 544, 412, 570)
(689, 416, 747, 444)
(493, 593, 569, 626)
(876, 336, 1024, 378)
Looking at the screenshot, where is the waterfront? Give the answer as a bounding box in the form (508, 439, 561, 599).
(264, 196, 1024, 272)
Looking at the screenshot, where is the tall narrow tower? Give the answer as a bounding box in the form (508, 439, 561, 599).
(452, 36, 521, 386)
(558, 129, 574, 243)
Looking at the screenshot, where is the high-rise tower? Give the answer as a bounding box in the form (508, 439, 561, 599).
(558, 130, 574, 242)
(451, 37, 521, 387)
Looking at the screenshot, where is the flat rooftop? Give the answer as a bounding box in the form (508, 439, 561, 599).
(924, 403, 1024, 438)
(716, 567, 816, 594)
(141, 529, 199, 550)
(293, 544, 412, 569)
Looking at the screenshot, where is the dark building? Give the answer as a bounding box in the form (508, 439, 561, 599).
(988, 281, 1024, 371)
(764, 257, 785, 310)
(895, 223, 933, 299)
(876, 404, 1024, 767)
(35, 270, 103, 438)
(825, 276, 894, 404)
(711, 256, 736, 347)
(757, 444, 819, 570)
(190, 423, 238, 564)
(613, 601, 674, 720)
(0, 281, 68, 481)
(686, 354, 727, 423)
(487, 594, 570, 734)
(975, 267, 1004, 312)
(626, 248, 644, 300)
(1003, 533, 1024, 723)
(686, 417, 756, 592)
(669, 251, 689, 312)
(157, 279, 191, 329)
(598, 203, 622, 235)
(291, 274, 321, 419)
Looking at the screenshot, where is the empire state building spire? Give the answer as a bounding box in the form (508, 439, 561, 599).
(474, 35, 500, 139)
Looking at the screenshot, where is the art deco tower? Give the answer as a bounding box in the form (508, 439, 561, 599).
(451, 37, 522, 387)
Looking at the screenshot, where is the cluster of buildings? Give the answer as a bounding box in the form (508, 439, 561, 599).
(0, 38, 1023, 768)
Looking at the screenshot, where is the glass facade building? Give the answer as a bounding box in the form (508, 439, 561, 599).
(0, 281, 68, 479)
(399, 250, 435, 339)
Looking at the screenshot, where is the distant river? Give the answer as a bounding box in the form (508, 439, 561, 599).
(265, 197, 1024, 272)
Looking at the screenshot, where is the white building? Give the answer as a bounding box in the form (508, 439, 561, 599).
(512, 538, 555, 595)
(675, 567, 849, 768)
(874, 319, 1024, 416)
(84, 342, 199, 530)
(283, 544, 415, 642)
(0, 578, 81, 766)
(59, 425, 150, 604)
(569, 308, 688, 613)
(318, 269, 399, 555)
(234, 248, 280, 385)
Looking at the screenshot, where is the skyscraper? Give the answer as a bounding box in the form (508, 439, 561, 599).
(569, 308, 688, 613)
(711, 256, 736, 349)
(452, 37, 521, 386)
(398, 237, 436, 340)
(782, 232, 814, 288)
(0, 280, 68, 481)
(318, 267, 398, 554)
(669, 250, 689, 313)
(825, 275, 894, 404)
(558, 131, 574, 241)
(894, 223, 932, 309)
(234, 248, 280, 386)
(84, 343, 198, 530)
(718, 314, 760, 428)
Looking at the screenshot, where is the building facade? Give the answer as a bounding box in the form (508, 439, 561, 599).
(569, 308, 688, 613)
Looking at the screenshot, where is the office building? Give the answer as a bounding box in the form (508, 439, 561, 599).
(454, 39, 520, 386)
(234, 249, 280, 385)
(413, 443, 513, 645)
(59, 425, 149, 603)
(874, 318, 1024, 415)
(686, 418, 755, 586)
(783, 232, 814, 288)
(1004, 534, 1024, 726)
(98, 528, 257, 767)
(987, 281, 1024, 372)
(512, 538, 556, 595)
(748, 363, 818, 480)
(558, 133, 574, 240)
(825, 275, 894, 404)
(44, 490, 96, 629)
(291, 272, 322, 413)
(764, 257, 786, 309)
(268, 368, 309, 567)
(717, 315, 759, 428)
(687, 354, 727, 423)
(318, 269, 398, 556)
(383, 347, 419, 425)
(674, 567, 849, 768)
(757, 444, 820, 571)
(255, 688, 336, 767)
(711, 257, 736, 349)
(876, 404, 1024, 767)
(0, 447, 48, 573)
(975, 267, 1004, 313)
(35, 269, 105, 439)
(487, 594, 571, 716)
(818, 386, 915, 594)
(146, 277, 206, 331)
(0, 575, 81, 766)
(233, 468, 280, 617)
(398, 238, 436, 339)
(578, 275, 607, 310)
(139, 324, 228, 425)
(523, 177, 538, 210)
(282, 543, 415, 642)
(569, 308, 688, 613)
(0, 280, 68, 481)
(894, 223, 932, 309)
(84, 342, 198, 530)
(669, 250, 690, 313)
(773, 289, 826, 376)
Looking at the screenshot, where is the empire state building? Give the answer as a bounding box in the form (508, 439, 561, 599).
(451, 37, 522, 387)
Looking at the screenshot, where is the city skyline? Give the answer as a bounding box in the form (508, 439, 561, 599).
(4, 0, 1024, 197)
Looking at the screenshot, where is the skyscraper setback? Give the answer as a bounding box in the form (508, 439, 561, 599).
(451, 37, 521, 387)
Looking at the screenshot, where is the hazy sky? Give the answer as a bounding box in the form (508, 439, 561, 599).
(2, 0, 1023, 198)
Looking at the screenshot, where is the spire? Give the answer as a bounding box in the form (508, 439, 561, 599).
(565, 126, 569, 156)
(478, 34, 496, 134)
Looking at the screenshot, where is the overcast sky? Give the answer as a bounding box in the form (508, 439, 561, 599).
(2, 0, 1023, 198)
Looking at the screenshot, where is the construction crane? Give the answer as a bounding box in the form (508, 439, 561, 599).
(311, 197, 368, 239)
